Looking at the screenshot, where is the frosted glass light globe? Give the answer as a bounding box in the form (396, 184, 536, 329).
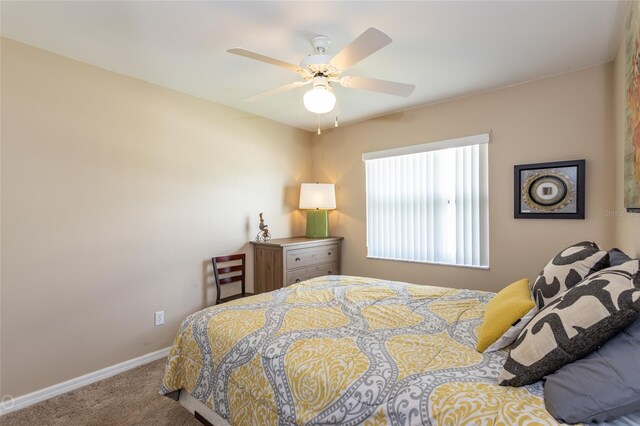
(303, 86, 336, 114)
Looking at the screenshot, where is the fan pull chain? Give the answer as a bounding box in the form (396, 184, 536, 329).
(316, 115, 338, 134)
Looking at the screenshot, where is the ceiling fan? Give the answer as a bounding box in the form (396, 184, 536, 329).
(227, 28, 416, 118)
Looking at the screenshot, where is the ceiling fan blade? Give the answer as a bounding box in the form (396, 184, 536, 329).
(340, 76, 415, 97)
(242, 80, 310, 102)
(329, 28, 392, 71)
(227, 48, 303, 73)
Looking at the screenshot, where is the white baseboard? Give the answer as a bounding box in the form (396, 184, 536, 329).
(0, 346, 171, 416)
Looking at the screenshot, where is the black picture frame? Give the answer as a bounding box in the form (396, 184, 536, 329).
(514, 159, 585, 219)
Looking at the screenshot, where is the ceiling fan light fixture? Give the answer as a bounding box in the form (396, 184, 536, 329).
(303, 77, 336, 114)
(228, 28, 415, 124)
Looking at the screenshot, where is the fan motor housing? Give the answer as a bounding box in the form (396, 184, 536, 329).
(300, 55, 341, 78)
(300, 54, 331, 68)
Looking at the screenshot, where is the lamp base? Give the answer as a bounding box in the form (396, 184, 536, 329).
(305, 210, 329, 238)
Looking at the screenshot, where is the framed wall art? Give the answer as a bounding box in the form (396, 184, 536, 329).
(624, 0, 640, 212)
(514, 159, 585, 219)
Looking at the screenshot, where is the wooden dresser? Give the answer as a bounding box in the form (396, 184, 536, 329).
(250, 237, 343, 294)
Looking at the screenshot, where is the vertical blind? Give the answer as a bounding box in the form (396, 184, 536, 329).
(364, 134, 489, 268)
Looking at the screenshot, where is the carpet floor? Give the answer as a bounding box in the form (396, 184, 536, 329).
(1, 359, 201, 426)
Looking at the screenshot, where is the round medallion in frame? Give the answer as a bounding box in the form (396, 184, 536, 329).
(522, 171, 574, 212)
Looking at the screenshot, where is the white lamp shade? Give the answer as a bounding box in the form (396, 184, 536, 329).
(299, 183, 336, 209)
(303, 86, 336, 114)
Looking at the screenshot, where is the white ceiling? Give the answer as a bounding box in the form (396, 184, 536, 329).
(1, 1, 628, 132)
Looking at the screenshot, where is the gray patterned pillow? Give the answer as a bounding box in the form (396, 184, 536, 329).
(498, 260, 640, 387)
(531, 241, 609, 309)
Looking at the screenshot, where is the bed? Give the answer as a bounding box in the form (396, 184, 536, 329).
(161, 275, 577, 425)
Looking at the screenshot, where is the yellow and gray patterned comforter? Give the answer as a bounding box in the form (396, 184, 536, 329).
(161, 275, 564, 425)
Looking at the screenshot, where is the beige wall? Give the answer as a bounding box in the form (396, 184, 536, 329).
(613, 5, 640, 256)
(0, 38, 312, 397)
(313, 64, 615, 293)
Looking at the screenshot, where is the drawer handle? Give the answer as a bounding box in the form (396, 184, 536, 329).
(328, 270, 333, 274)
(295, 278, 301, 283)
(295, 257, 301, 261)
(328, 251, 332, 256)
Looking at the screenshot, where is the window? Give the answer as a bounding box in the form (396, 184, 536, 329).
(363, 133, 489, 268)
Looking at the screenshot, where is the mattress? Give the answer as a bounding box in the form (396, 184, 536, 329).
(161, 275, 567, 425)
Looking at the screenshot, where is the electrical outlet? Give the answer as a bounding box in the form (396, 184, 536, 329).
(154, 310, 165, 326)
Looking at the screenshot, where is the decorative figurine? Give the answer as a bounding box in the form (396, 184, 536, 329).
(256, 212, 271, 242)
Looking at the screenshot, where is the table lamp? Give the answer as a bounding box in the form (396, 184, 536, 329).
(299, 183, 336, 238)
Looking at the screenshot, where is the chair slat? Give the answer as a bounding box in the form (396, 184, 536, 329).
(220, 276, 242, 285)
(217, 264, 243, 274)
(214, 254, 245, 262)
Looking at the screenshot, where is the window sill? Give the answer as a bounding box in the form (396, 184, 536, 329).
(366, 256, 490, 270)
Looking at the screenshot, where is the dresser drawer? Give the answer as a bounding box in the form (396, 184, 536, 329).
(286, 244, 338, 270)
(286, 261, 339, 286)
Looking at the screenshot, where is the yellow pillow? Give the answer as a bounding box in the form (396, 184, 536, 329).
(476, 278, 537, 353)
